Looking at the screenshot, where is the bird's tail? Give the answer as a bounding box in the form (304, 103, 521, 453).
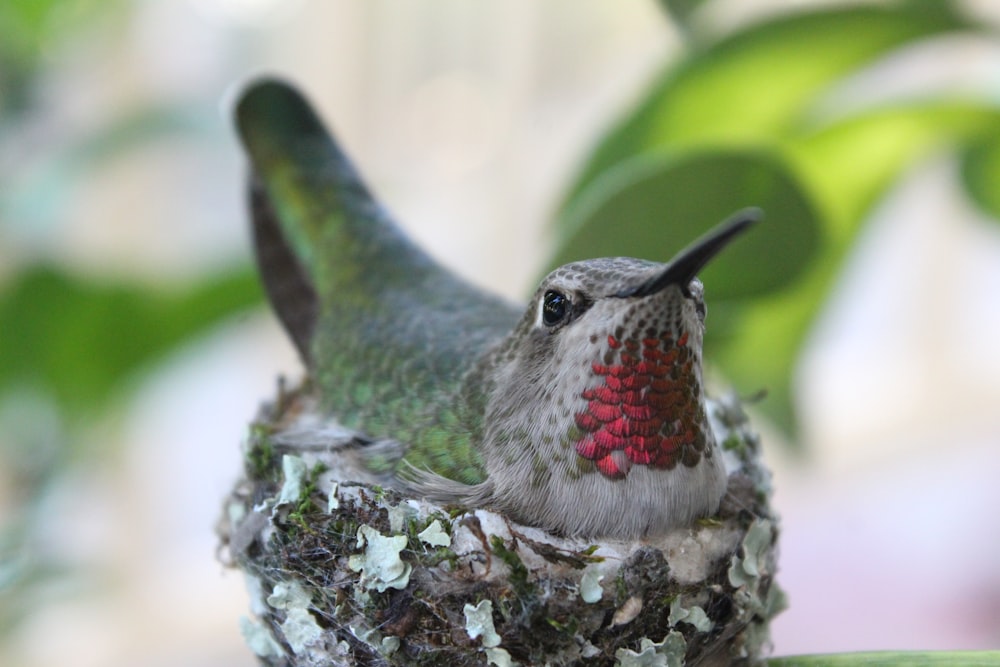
(235, 78, 435, 362)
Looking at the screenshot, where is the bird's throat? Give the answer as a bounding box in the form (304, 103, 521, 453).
(572, 328, 710, 479)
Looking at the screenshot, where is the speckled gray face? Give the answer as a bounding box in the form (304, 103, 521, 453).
(476, 254, 725, 537)
(475, 213, 756, 536)
(525, 260, 710, 479)
(538, 257, 663, 302)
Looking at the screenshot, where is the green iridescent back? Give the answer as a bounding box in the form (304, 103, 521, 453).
(237, 79, 520, 485)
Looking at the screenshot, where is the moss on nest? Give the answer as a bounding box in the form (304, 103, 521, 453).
(219, 389, 783, 666)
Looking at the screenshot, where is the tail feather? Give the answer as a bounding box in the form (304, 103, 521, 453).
(235, 77, 459, 361)
(248, 178, 317, 361)
(235, 77, 518, 377)
(236, 77, 425, 282)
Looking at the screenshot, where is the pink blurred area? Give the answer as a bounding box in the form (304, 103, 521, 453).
(1, 1, 998, 665)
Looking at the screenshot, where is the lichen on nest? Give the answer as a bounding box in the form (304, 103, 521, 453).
(218, 386, 784, 667)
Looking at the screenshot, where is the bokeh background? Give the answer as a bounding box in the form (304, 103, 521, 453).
(1, 1, 999, 665)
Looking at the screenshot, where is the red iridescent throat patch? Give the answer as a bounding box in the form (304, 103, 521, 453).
(573, 330, 709, 479)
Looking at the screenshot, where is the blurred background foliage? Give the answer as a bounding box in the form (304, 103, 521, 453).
(0, 1, 125, 113)
(0, 0, 262, 639)
(1, 0, 999, 662)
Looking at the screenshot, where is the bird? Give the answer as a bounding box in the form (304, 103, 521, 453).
(235, 78, 757, 539)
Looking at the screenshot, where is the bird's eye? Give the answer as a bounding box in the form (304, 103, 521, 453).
(695, 299, 706, 321)
(542, 290, 570, 327)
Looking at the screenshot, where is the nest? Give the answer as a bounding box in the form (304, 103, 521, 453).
(218, 384, 784, 666)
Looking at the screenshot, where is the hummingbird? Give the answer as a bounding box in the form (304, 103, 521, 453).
(235, 78, 757, 539)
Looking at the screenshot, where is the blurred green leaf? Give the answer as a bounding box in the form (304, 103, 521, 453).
(788, 103, 1000, 233)
(766, 650, 1000, 666)
(0, 0, 127, 112)
(562, 4, 970, 212)
(551, 149, 822, 300)
(709, 102, 1000, 432)
(0, 265, 263, 416)
(960, 132, 1000, 222)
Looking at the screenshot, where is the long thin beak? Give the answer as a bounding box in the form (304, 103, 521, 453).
(615, 208, 760, 299)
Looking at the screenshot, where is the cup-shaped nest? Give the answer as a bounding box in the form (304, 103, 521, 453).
(218, 385, 783, 667)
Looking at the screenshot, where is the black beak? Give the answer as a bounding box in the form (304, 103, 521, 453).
(615, 208, 760, 299)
